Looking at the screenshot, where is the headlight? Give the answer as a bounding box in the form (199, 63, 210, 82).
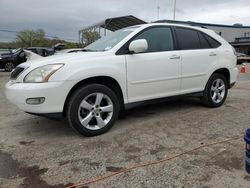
(24, 64, 64, 83)
(0, 55, 2, 60)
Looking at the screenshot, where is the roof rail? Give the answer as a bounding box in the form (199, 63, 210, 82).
(154, 20, 207, 29)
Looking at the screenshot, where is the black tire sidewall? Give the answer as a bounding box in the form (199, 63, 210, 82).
(67, 84, 120, 136)
(204, 73, 228, 107)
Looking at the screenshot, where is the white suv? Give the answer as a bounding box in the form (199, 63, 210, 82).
(5, 23, 238, 136)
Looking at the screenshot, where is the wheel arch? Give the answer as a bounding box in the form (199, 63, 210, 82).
(211, 68, 230, 88)
(63, 76, 125, 116)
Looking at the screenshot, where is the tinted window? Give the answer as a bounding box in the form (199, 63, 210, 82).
(198, 32, 211, 49)
(204, 34, 221, 48)
(175, 28, 200, 50)
(134, 27, 174, 53)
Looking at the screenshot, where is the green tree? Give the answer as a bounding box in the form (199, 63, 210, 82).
(64, 42, 79, 49)
(81, 31, 101, 46)
(16, 29, 46, 47)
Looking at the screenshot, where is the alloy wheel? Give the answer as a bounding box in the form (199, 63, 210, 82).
(78, 92, 114, 130)
(210, 78, 226, 103)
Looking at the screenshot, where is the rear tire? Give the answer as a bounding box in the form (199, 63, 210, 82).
(66, 84, 120, 136)
(201, 73, 228, 107)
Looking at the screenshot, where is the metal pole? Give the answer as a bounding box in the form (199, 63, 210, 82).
(78, 31, 81, 47)
(157, 5, 160, 20)
(173, 0, 176, 20)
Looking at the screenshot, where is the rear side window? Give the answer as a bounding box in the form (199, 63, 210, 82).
(203, 34, 221, 48)
(175, 27, 200, 50)
(134, 27, 174, 53)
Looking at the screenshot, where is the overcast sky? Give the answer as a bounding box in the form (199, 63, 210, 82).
(0, 0, 250, 42)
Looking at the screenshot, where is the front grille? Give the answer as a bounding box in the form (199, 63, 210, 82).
(10, 67, 25, 79)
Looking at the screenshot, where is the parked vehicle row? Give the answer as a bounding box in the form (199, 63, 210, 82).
(5, 23, 238, 136)
(26, 47, 54, 57)
(0, 48, 26, 72)
(0, 47, 85, 72)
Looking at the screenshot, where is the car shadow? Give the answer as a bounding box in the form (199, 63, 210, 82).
(120, 96, 202, 120)
(16, 96, 202, 138)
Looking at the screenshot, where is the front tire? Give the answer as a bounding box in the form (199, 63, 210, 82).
(201, 73, 228, 107)
(66, 84, 120, 136)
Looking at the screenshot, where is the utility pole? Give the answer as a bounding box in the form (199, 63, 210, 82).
(173, 0, 177, 20)
(157, 5, 160, 20)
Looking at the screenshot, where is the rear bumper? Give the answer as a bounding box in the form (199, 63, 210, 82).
(230, 67, 239, 86)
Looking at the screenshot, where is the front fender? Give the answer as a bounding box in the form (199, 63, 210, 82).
(49, 56, 128, 103)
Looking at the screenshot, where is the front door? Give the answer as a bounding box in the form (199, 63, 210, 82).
(125, 26, 181, 103)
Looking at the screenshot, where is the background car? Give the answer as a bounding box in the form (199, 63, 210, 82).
(25, 47, 54, 57)
(0, 48, 26, 72)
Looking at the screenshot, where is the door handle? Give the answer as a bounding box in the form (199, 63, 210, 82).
(209, 52, 217, 56)
(170, 55, 180, 60)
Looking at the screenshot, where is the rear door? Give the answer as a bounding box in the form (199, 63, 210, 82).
(174, 27, 220, 94)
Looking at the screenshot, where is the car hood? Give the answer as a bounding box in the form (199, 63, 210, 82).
(19, 51, 108, 68)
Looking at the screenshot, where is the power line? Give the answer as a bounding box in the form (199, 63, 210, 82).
(0, 29, 78, 43)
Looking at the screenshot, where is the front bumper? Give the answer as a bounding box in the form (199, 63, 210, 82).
(5, 81, 74, 114)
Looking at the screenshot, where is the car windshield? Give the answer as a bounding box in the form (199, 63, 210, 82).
(12, 48, 22, 53)
(84, 26, 140, 51)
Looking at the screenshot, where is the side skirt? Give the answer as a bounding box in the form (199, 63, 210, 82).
(124, 91, 203, 110)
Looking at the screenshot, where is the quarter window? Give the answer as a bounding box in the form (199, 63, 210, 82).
(198, 32, 211, 49)
(203, 34, 221, 48)
(133, 27, 174, 53)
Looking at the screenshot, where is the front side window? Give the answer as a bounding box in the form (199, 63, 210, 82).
(133, 27, 174, 53)
(175, 27, 200, 50)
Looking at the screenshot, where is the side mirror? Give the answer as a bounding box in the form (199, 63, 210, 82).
(129, 39, 148, 54)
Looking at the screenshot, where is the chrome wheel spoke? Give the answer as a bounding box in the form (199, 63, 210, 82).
(215, 79, 220, 88)
(80, 113, 93, 126)
(218, 85, 225, 91)
(96, 116, 105, 128)
(95, 93, 103, 106)
(80, 100, 93, 110)
(212, 92, 217, 100)
(211, 86, 216, 91)
(217, 93, 223, 101)
(100, 105, 113, 112)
